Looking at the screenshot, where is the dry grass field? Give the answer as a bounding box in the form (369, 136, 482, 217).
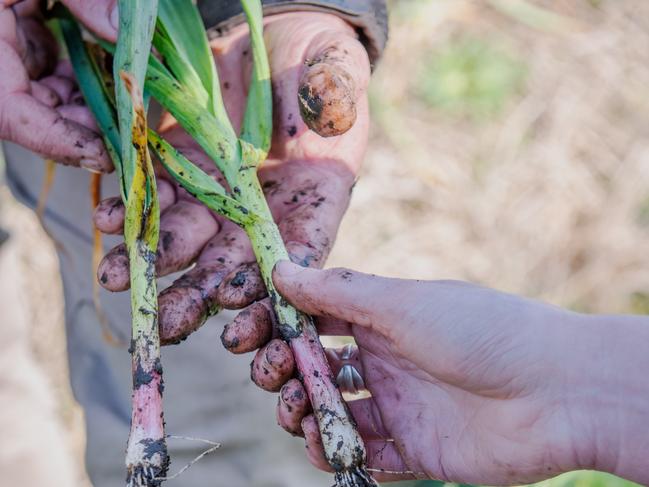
(1, 1, 647, 486)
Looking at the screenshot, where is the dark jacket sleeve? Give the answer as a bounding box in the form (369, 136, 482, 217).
(197, 0, 388, 66)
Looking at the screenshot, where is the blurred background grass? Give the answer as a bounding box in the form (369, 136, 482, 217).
(1, 0, 647, 486)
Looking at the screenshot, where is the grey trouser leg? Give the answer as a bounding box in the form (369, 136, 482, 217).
(5, 143, 331, 486)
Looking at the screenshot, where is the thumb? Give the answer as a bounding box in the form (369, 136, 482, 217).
(298, 22, 371, 138)
(272, 261, 404, 337)
(61, 0, 118, 42)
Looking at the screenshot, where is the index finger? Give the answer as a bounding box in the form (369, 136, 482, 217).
(263, 159, 355, 267)
(272, 262, 408, 342)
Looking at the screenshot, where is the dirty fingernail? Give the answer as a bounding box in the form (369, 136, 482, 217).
(298, 62, 356, 138)
(265, 340, 285, 367)
(220, 324, 238, 349)
(80, 158, 104, 173)
(71, 93, 85, 105)
(97, 245, 130, 291)
(286, 241, 321, 269)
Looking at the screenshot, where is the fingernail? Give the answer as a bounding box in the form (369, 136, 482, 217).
(71, 93, 85, 105)
(109, 4, 120, 32)
(80, 158, 104, 173)
(298, 63, 357, 137)
(274, 260, 302, 278)
(286, 241, 319, 268)
(278, 388, 289, 406)
(220, 324, 235, 349)
(265, 342, 280, 366)
(249, 359, 257, 383)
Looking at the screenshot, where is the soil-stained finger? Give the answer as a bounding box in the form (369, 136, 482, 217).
(155, 201, 219, 275)
(217, 262, 266, 309)
(194, 221, 253, 265)
(158, 262, 230, 345)
(298, 60, 356, 137)
(250, 338, 295, 392)
(296, 29, 370, 138)
(12, 1, 45, 16)
(62, 0, 119, 43)
(69, 90, 85, 106)
(53, 60, 74, 78)
(16, 17, 57, 78)
(30, 81, 60, 107)
(57, 104, 99, 132)
(302, 414, 333, 473)
(261, 161, 355, 269)
(2, 93, 112, 172)
(96, 243, 128, 291)
(346, 398, 391, 440)
(221, 300, 273, 354)
(278, 195, 346, 266)
(39, 75, 75, 104)
(2, 1, 25, 8)
(158, 224, 254, 343)
(93, 197, 124, 234)
(97, 201, 217, 291)
(364, 440, 414, 482)
(313, 315, 353, 336)
(93, 180, 176, 234)
(277, 378, 311, 436)
(301, 411, 406, 480)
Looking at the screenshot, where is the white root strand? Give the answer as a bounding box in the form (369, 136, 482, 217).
(154, 435, 221, 481)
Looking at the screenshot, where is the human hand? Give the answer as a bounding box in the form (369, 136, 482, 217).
(0, 0, 117, 171)
(93, 12, 370, 344)
(227, 261, 649, 486)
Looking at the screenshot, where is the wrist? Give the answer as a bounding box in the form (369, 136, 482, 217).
(565, 312, 649, 483)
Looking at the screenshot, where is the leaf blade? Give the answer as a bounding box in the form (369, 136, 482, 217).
(148, 130, 255, 226)
(240, 0, 272, 155)
(59, 18, 123, 194)
(144, 64, 241, 187)
(113, 0, 158, 192)
(152, 22, 209, 108)
(157, 0, 234, 135)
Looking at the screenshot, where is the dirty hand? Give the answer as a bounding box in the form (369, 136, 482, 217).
(0, 0, 116, 172)
(94, 12, 370, 344)
(231, 261, 649, 486)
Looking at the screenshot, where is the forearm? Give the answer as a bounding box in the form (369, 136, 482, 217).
(575, 313, 649, 483)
